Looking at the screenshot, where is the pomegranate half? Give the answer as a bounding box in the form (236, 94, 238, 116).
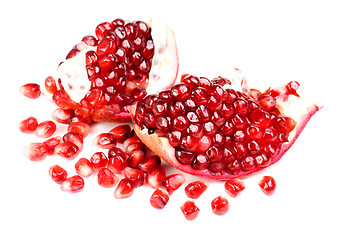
(129, 69, 321, 180)
(41, 18, 178, 123)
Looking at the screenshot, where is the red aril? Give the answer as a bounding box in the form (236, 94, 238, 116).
(138, 155, 161, 172)
(49, 165, 68, 184)
(97, 168, 119, 188)
(52, 108, 75, 124)
(94, 133, 117, 149)
(109, 124, 132, 143)
(61, 175, 84, 193)
(67, 122, 90, 138)
(90, 152, 108, 171)
(145, 166, 166, 189)
(108, 147, 128, 173)
(19, 116, 38, 133)
(75, 158, 94, 177)
(259, 176, 276, 196)
(180, 201, 200, 221)
(35, 121, 57, 138)
(23, 143, 48, 161)
(150, 189, 169, 210)
(62, 132, 84, 151)
(54, 142, 79, 160)
(224, 178, 245, 198)
(43, 136, 62, 155)
(114, 178, 135, 199)
(184, 181, 207, 199)
(162, 174, 185, 194)
(123, 167, 144, 187)
(20, 83, 41, 99)
(127, 149, 145, 169)
(211, 196, 229, 216)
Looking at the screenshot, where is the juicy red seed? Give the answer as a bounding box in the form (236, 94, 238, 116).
(35, 121, 57, 138)
(170, 84, 190, 101)
(180, 201, 200, 221)
(167, 131, 183, 147)
(19, 116, 38, 133)
(124, 167, 144, 188)
(44, 76, 57, 94)
(90, 152, 108, 170)
(52, 108, 75, 124)
(20, 83, 41, 99)
(98, 168, 118, 188)
(172, 115, 189, 131)
(139, 155, 161, 172)
(109, 124, 132, 143)
(49, 165, 68, 184)
(75, 158, 94, 177)
(61, 175, 84, 193)
(258, 94, 276, 111)
(146, 166, 166, 189)
(259, 176, 276, 196)
(175, 149, 195, 165)
(55, 142, 79, 160)
(274, 116, 296, 133)
(67, 122, 90, 138)
(150, 189, 169, 210)
(62, 132, 83, 150)
(187, 123, 204, 138)
(191, 87, 208, 104)
(82, 35, 98, 47)
(211, 196, 229, 216)
(191, 153, 210, 170)
(255, 153, 271, 167)
(94, 133, 117, 149)
(43, 136, 62, 155)
(233, 98, 250, 116)
(162, 174, 186, 194)
(181, 74, 200, 89)
(23, 143, 48, 161)
(184, 181, 207, 199)
(127, 149, 145, 168)
(224, 179, 245, 198)
(95, 22, 114, 40)
(114, 178, 135, 199)
(96, 37, 117, 56)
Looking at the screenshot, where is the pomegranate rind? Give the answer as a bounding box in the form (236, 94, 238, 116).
(129, 91, 321, 180)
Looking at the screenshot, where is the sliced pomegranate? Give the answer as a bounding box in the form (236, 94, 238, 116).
(41, 18, 178, 124)
(19, 116, 38, 133)
(49, 165, 68, 184)
(224, 178, 245, 198)
(61, 175, 84, 193)
(259, 176, 276, 196)
(211, 196, 229, 216)
(150, 189, 169, 210)
(180, 201, 200, 221)
(130, 71, 321, 180)
(184, 181, 207, 199)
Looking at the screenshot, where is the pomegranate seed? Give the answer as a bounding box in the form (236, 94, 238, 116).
(259, 176, 276, 196)
(23, 143, 48, 161)
(108, 147, 128, 173)
(150, 189, 169, 210)
(180, 201, 200, 221)
(94, 133, 117, 149)
(35, 121, 57, 138)
(62, 132, 83, 150)
(224, 178, 245, 198)
(211, 196, 229, 216)
(20, 83, 41, 99)
(61, 175, 84, 193)
(109, 124, 132, 143)
(44, 76, 57, 94)
(95, 22, 114, 40)
(54, 142, 79, 160)
(68, 122, 90, 138)
(114, 178, 135, 199)
(162, 174, 186, 194)
(258, 94, 276, 111)
(75, 158, 94, 177)
(52, 108, 75, 124)
(184, 181, 207, 199)
(19, 116, 38, 133)
(98, 168, 118, 188)
(49, 165, 67, 184)
(139, 155, 161, 172)
(90, 152, 108, 170)
(123, 167, 144, 188)
(146, 166, 166, 189)
(127, 149, 145, 169)
(43, 136, 62, 155)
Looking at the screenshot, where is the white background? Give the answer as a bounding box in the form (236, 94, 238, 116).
(1, 0, 342, 239)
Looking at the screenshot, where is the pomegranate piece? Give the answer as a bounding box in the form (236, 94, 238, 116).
(35, 121, 57, 138)
(259, 176, 276, 196)
(49, 164, 68, 184)
(54, 142, 79, 160)
(123, 167, 144, 188)
(130, 71, 321, 180)
(19, 116, 38, 133)
(145, 166, 166, 189)
(75, 158, 94, 177)
(180, 201, 200, 221)
(68, 122, 90, 138)
(98, 168, 119, 188)
(150, 189, 169, 210)
(23, 143, 48, 161)
(114, 178, 135, 199)
(184, 181, 207, 199)
(20, 83, 41, 99)
(43, 136, 62, 155)
(61, 175, 84, 193)
(109, 124, 132, 143)
(224, 178, 245, 198)
(94, 133, 117, 149)
(162, 174, 186, 194)
(211, 196, 229, 216)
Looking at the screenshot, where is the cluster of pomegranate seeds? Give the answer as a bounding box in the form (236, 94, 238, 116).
(47, 19, 155, 123)
(135, 74, 297, 177)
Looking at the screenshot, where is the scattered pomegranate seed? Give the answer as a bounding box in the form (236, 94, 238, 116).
(90, 152, 108, 171)
(68, 122, 90, 138)
(114, 178, 135, 199)
(23, 143, 48, 161)
(127, 149, 145, 169)
(35, 121, 57, 138)
(43, 136, 62, 155)
(123, 167, 145, 188)
(109, 124, 132, 143)
(259, 176, 276, 196)
(49, 165, 68, 184)
(150, 189, 169, 210)
(62, 132, 84, 151)
(20, 83, 41, 99)
(211, 196, 229, 216)
(75, 158, 94, 177)
(98, 168, 119, 188)
(138, 155, 161, 172)
(94, 133, 117, 149)
(162, 174, 186, 194)
(54, 142, 79, 160)
(61, 175, 84, 193)
(19, 116, 38, 133)
(145, 166, 166, 189)
(107, 147, 128, 173)
(224, 178, 245, 198)
(52, 108, 75, 124)
(184, 181, 207, 199)
(180, 201, 200, 221)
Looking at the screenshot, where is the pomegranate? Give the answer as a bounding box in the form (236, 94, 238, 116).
(41, 18, 178, 123)
(130, 70, 321, 180)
